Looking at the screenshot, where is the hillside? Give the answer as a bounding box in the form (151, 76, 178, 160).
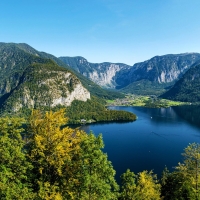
(161, 63, 200, 102)
(0, 42, 136, 123)
(118, 53, 200, 94)
(0, 59, 90, 112)
(14, 43, 125, 99)
(59, 53, 200, 95)
(0, 43, 46, 98)
(119, 80, 172, 95)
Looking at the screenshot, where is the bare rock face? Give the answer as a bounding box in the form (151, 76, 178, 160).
(59, 56, 131, 88)
(13, 82, 90, 112)
(51, 82, 90, 107)
(1, 61, 90, 112)
(115, 53, 200, 88)
(59, 54, 200, 91)
(89, 64, 122, 87)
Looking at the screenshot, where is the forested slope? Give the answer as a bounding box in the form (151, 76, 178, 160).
(161, 63, 200, 102)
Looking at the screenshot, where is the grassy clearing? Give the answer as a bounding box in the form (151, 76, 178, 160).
(106, 95, 188, 108)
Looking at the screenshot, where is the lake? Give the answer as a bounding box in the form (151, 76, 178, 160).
(80, 105, 200, 183)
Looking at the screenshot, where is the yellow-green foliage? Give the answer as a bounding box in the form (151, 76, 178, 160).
(26, 109, 119, 199)
(29, 109, 82, 174)
(0, 117, 34, 199)
(28, 108, 86, 199)
(1, 109, 200, 200)
(120, 169, 161, 200)
(161, 143, 200, 200)
(135, 171, 161, 200)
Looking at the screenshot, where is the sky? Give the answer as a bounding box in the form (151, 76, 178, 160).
(1, 0, 200, 65)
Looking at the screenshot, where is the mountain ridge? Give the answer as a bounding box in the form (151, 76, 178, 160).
(59, 56, 131, 88)
(10, 43, 125, 99)
(2, 42, 200, 106)
(59, 53, 200, 95)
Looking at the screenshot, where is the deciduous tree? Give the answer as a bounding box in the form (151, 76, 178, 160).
(0, 117, 33, 199)
(28, 109, 83, 199)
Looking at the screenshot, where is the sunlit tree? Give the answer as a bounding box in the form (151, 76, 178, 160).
(134, 170, 161, 200)
(63, 133, 119, 200)
(120, 169, 136, 200)
(0, 117, 33, 199)
(161, 143, 200, 200)
(28, 109, 83, 199)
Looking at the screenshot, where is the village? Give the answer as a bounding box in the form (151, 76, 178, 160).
(106, 94, 186, 108)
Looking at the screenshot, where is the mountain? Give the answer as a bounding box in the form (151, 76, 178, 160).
(59, 53, 200, 95)
(1, 60, 90, 112)
(2, 42, 200, 105)
(0, 43, 138, 124)
(0, 43, 46, 98)
(118, 53, 200, 95)
(13, 43, 125, 99)
(59, 56, 131, 88)
(161, 63, 200, 102)
(0, 43, 90, 112)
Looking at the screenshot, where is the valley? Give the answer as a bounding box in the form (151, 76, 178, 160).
(3, 0, 200, 198)
(106, 95, 187, 108)
(1, 42, 200, 199)
(1, 42, 200, 122)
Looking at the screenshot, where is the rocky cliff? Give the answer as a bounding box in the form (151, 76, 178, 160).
(4, 43, 123, 99)
(59, 54, 200, 95)
(117, 53, 200, 88)
(1, 61, 90, 112)
(0, 43, 90, 112)
(59, 56, 131, 88)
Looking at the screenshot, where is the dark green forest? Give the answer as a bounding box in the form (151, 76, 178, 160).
(65, 98, 136, 124)
(1, 109, 200, 200)
(120, 80, 173, 96)
(161, 64, 200, 102)
(0, 96, 136, 125)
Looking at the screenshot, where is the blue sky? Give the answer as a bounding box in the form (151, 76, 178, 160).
(1, 0, 200, 65)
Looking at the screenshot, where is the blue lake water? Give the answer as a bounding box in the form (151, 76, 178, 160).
(80, 106, 200, 182)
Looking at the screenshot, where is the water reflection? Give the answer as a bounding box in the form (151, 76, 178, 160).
(113, 106, 181, 125)
(78, 106, 200, 183)
(173, 105, 200, 128)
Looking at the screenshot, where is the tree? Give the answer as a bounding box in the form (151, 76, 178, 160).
(27, 109, 119, 199)
(27, 109, 84, 199)
(134, 170, 161, 200)
(176, 143, 200, 200)
(161, 170, 194, 200)
(63, 133, 119, 200)
(120, 169, 136, 200)
(161, 143, 200, 200)
(0, 117, 33, 199)
(120, 169, 161, 200)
